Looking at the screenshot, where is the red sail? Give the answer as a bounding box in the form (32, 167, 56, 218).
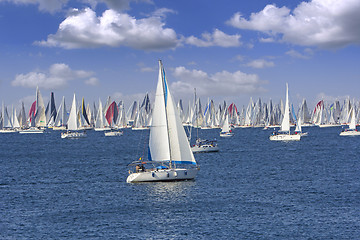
(105, 101, 116, 125)
(28, 101, 36, 123)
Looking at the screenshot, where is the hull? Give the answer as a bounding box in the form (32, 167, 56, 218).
(132, 127, 149, 130)
(105, 131, 123, 136)
(269, 133, 301, 141)
(52, 126, 66, 131)
(94, 127, 111, 131)
(192, 144, 219, 153)
(0, 129, 17, 133)
(19, 128, 44, 134)
(61, 131, 87, 139)
(340, 130, 360, 136)
(127, 168, 198, 183)
(220, 132, 234, 137)
(318, 124, 340, 128)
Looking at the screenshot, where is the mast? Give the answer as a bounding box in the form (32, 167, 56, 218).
(160, 60, 173, 168)
(195, 88, 199, 139)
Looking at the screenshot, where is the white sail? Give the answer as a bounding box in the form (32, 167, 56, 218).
(12, 107, 20, 128)
(54, 96, 67, 127)
(280, 83, 290, 132)
(295, 117, 302, 132)
(221, 114, 230, 133)
(349, 107, 356, 130)
(149, 60, 196, 165)
(67, 94, 78, 131)
(2, 103, 12, 128)
(35, 86, 47, 127)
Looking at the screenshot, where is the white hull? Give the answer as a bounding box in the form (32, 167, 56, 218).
(132, 126, 149, 130)
(318, 124, 340, 128)
(126, 168, 198, 183)
(339, 130, 360, 136)
(52, 126, 66, 131)
(94, 127, 112, 131)
(269, 133, 301, 141)
(192, 144, 219, 153)
(61, 131, 87, 139)
(19, 128, 44, 134)
(104, 131, 123, 136)
(220, 132, 234, 137)
(0, 129, 17, 133)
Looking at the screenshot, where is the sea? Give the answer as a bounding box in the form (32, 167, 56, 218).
(1, 126, 360, 239)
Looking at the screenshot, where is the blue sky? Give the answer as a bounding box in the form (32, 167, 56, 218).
(0, 0, 359, 110)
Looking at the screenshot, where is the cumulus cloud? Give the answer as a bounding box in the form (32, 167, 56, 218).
(171, 66, 267, 97)
(36, 7, 179, 50)
(185, 29, 242, 47)
(286, 48, 314, 59)
(84, 77, 99, 86)
(227, 0, 360, 48)
(246, 59, 275, 69)
(11, 63, 95, 89)
(0, 0, 68, 13)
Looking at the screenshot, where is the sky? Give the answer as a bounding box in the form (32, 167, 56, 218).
(0, 0, 360, 111)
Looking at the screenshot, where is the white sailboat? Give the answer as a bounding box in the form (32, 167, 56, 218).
(220, 113, 234, 137)
(127, 60, 199, 183)
(340, 106, 360, 136)
(270, 83, 300, 141)
(190, 89, 219, 153)
(94, 99, 111, 131)
(52, 96, 67, 130)
(294, 117, 308, 136)
(0, 103, 17, 133)
(61, 94, 87, 139)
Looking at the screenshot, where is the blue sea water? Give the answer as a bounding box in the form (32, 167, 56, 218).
(1, 127, 360, 239)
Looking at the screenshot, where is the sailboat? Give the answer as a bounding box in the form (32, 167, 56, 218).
(294, 117, 308, 136)
(61, 94, 87, 139)
(220, 112, 234, 137)
(269, 83, 300, 141)
(127, 60, 199, 183)
(190, 89, 219, 153)
(94, 99, 111, 131)
(0, 102, 17, 133)
(340, 106, 360, 136)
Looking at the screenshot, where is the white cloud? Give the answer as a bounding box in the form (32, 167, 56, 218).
(286, 48, 314, 59)
(185, 29, 242, 47)
(0, 0, 68, 13)
(140, 67, 155, 72)
(227, 0, 360, 48)
(83, 0, 154, 11)
(84, 77, 99, 86)
(315, 92, 351, 104)
(36, 7, 179, 50)
(171, 66, 267, 97)
(246, 59, 275, 69)
(11, 63, 95, 89)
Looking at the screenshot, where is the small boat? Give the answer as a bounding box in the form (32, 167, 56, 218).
(190, 88, 219, 153)
(104, 130, 123, 136)
(340, 107, 360, 136)
(127, 60, 199, 183)
(19, 127, 44, 134)
(61, 94, 87, 139)
(191, 138, 219, 153)
(0, 128, 17, 133)
(294, 117, 308, 136)
(270, 83, 301, 141)
(61, 131, 87, 139)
